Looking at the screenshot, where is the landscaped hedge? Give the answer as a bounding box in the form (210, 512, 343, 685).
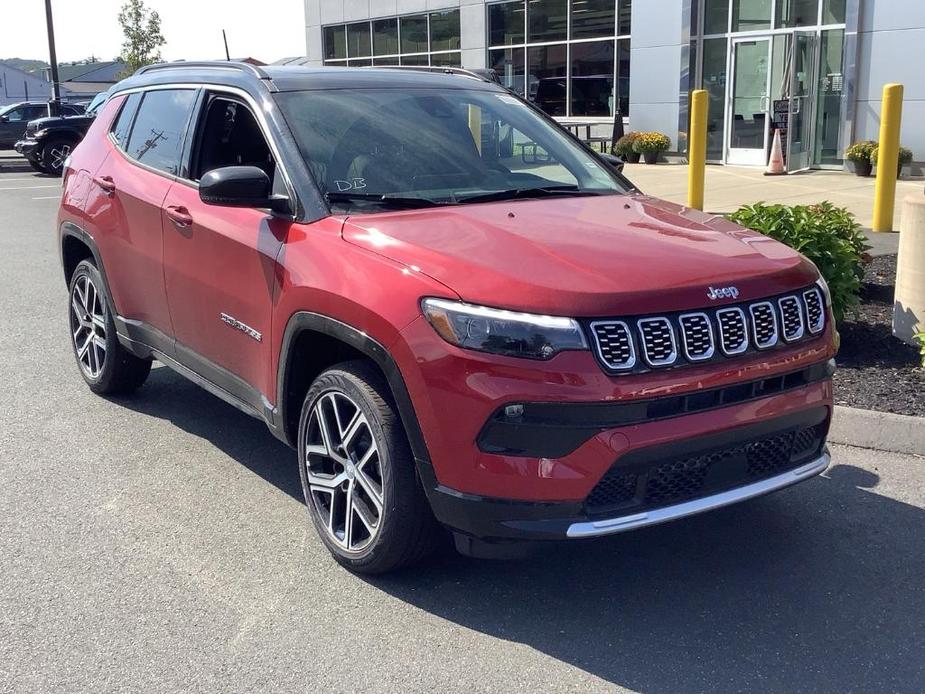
(729, 202, 870, 322)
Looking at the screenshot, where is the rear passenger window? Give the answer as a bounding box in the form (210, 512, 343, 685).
(110, 93, 142, 148)
(124, 89, 196, 176)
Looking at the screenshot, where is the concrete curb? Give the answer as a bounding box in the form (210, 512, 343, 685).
(829, 405, 925, 456)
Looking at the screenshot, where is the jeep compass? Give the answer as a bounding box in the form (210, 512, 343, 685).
(58, 63, 836, 573)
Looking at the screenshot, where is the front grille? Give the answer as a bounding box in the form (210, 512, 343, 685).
(637, 317, 677, 366)
(588, 284, 827, 375)
(585, 421, 827, 516)
(590, 321, 636, 370)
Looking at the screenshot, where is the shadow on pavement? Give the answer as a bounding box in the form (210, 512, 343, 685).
(118, 366, 924, 690)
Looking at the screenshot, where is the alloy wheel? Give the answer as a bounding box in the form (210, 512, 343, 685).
(48, 143, 71, 173)
(304, 391, 385, 552)
(70, 274, 107, 378)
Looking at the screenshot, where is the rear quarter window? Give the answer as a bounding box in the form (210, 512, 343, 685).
(124, 89, 197, 176)
(110, 92, 142, 148)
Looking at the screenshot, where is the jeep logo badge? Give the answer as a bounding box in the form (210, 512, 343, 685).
(707, 286, 740, 300)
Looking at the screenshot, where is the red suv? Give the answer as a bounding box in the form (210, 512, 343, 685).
(58, 63, 836, 573)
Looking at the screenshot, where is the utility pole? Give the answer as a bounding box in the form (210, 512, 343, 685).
(44, 0, 61, 116)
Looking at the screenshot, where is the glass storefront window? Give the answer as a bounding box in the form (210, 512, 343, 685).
(616, 38, 630, 114)
(775, 0, 819, 27)
(814, 29, 845, 165)
(430, 10, 461, 51)
(324, 25, 347, 60)
(701, 37, 728, 159)
(489, 1, 525, 46)
(372, 18, 399, 56)
(618, 0, 632, 35)
(570, 40, 615, 117)
(431, 52, 462, 67)
(571, 0, 615, 40)
(489, 47, 526, 97)
(821, 0, 846, 23)
(347, 22, 371, 58)
(704, 0, 730, 34)
(528, 44, 568, 115)
(528, 0, 568, 43)
(733, 0, 771, 32)
(400, 15, 429, 54)
(400, 54, 429, 66)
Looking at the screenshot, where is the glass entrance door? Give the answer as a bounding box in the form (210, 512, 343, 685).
(727, 38, 772, 166)
(786, 30, 818, 172)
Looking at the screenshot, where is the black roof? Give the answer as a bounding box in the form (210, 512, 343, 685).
(113, 62, 503, 96)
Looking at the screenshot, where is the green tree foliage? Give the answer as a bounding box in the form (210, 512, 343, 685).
(117, 0, 166, 76)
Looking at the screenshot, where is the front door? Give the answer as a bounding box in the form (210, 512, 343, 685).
(726, 38, 771, 167)
(785, 31, 819, 173)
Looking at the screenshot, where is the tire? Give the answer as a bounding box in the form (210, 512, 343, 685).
(27, 156, 51, 174)
(297, 361, 439, 574)
(41, 136, 75, 177)
(68, 259, 152, 395)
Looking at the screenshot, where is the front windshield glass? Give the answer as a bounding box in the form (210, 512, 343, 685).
(86, 91, 108, 115)
(276, 87, 626, 210)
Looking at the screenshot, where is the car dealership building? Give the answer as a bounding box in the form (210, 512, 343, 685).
(300, 1, 924, 171)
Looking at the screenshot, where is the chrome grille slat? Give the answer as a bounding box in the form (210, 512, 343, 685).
(716, 307, 749, 355)
(588, 285, 826, 374)
(748, 301, 779, 349)
(778, 296, 805, 342)
(637, 317, 678, 367)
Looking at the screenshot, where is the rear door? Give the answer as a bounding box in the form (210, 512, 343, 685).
(161, 92, 288, 402)
(86, 88, 198, 343)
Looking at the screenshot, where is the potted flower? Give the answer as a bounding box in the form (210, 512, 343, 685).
(632, 132, 671, 164)
(614, 132, 641, 163)
(845, 141, 877, 176)
(872, 145, 914, 178)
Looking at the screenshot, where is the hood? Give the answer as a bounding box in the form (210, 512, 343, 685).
(341, 194, 819, 316)
(27, 114, 93, 129)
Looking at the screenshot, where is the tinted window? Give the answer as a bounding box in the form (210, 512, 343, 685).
(373, 18, 399, 56)
(347, 21, 371, 57)
(528, 0, 568, 42)
(194, 98, 274, 181)
(125, 89, 196, 175)
(571, 0, 615, 39)
(111, 92, 142, 148)
(489, 2, 525, 46)
(400, 15, 428, 53)
(324, 25, 347, 60)
(429, 10, 460, 51)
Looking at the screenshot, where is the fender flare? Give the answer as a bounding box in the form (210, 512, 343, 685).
(59, 221, 119, 313)
(276, 312, 433, 470)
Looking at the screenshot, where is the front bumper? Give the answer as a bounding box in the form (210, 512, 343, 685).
(425, 404, 831, 543)
(14, 139, 39, 157)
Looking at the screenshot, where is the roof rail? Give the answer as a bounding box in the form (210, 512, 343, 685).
(363, 65, 494, 83)
(136, 61, 271, 80)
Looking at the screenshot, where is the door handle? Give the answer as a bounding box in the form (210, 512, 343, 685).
(165, 205, 193, 228)
(92, 175, 115, 195)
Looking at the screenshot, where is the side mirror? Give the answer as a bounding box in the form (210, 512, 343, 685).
(599, 152, 625, 173)
(199, 165, 291, 214)
(0, 115, 8, 123)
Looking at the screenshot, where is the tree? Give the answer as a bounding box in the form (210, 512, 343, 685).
(117, 0, 166, 76)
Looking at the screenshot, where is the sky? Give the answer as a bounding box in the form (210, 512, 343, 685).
(3, 0, 306, 65)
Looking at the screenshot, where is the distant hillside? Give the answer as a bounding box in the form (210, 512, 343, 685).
(0, 58, 50, 74)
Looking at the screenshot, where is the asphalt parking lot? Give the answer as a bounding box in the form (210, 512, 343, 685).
(1, 169, 923, 693)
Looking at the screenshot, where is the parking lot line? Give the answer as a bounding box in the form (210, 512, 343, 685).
(32, 195, 61, 200)
(0, 185, 61, 191)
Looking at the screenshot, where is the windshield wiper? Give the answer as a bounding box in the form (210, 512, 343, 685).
(455, 185, 607, 205)
(326, 191, 448, 209)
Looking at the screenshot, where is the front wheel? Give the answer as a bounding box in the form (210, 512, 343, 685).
(42, 137, 75, 176)
(297, 361, 439, 574)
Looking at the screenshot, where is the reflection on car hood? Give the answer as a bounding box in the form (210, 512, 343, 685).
(340, 194, 818, 316)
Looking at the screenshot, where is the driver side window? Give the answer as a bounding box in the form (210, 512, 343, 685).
(192, 96, 277, 187)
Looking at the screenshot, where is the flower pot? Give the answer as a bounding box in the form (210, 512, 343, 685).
(852, 160, 872, 177)
(643, 152, 659, 165)
(625, 152, 641, 163)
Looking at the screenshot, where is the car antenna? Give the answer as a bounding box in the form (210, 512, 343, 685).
(222, 29, 230, 61)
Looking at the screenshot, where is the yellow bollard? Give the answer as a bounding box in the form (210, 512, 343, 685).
(872, 83, 904, 232)
(687, 90, 708, 211)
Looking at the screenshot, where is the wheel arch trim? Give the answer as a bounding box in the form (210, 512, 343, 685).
(277, 312, 432, 468)
(59, 222, 119, 315)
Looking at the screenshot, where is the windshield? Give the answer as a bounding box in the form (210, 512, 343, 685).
(276, 87, 626, 211)
(86, 91, 108, 116)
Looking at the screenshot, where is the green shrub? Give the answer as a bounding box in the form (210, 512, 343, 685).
(916, 332, 925, 368)
(632, 132, 671, 154)
(845, 140, 877, 163)
(614, 132, 640, 157)
(871, 145, 914, 166)
(728, 202, 870, 322)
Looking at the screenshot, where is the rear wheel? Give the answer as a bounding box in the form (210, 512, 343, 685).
(297, 361, 439, 574)
(42, 137, 75, 176)
(68, 259, 151, 394)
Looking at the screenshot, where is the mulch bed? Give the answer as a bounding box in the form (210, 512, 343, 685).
(833, 254, 925, 416)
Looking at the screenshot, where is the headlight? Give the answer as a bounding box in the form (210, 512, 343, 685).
(816, 276, 832, 308)
(421, 298, 588, 360)
(33, 129, 48, 139)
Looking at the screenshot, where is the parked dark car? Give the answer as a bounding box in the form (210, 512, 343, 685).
(14, 92, 106, 175)
(0, 101, 83, 148)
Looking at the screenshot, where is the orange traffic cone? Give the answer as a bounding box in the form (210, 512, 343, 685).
(764, 129, 786, 176)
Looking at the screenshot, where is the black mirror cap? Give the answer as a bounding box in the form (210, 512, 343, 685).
(599, 152, 625, 173)
(199, 165, 291, 214)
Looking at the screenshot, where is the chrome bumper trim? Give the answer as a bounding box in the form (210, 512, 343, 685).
(566, 449, 830, 538)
